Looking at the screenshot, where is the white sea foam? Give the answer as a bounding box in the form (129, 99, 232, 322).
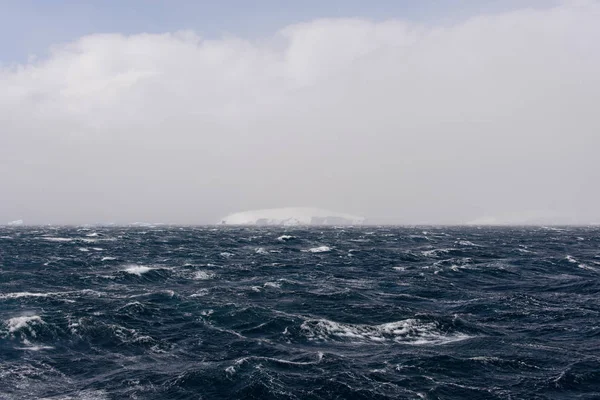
(457, 240, 480, 247)
(255, 247, 269, 254)
(0, 292, 51, 299)
(190, 289, 209, 297)
(263, 282, 281, 289)
(41, 237, 73, 242)
(193, 271, 215, 280)
(101, 256, 117, 261)
(566, 255, 593, 270)
(42, 389, 110, 400)
(230, 353, 324, 370)
(122, 265, 154, 275)
(225, 365, 236, 374)
(16, 339, 54, 351)
(301, 318, 470, 345)
(5, 315, 44, 333)
(0, 290, 106, 302)
(422, 248, 456, 257)
(306, 246, 331, 253)
(277, 235, 295, 241)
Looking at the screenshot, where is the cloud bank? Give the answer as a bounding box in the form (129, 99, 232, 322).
(1, 2, 599, 224)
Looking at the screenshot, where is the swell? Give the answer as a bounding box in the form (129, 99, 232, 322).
(0, 226, 599, 399)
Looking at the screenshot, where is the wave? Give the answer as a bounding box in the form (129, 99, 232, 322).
(566, 255, 595, 271)
(306, 246, 331, 253)
(40, 237, 73, 242)
(263, 281, 282, 289)
(421, 248, 458, 257)
(226, 352, 324, 374)
(121, 265, 156, 275)
(1, 292, 52, 299)
(300, 318, 471, 345)
(277, 235, 296, 241)
(5, 315, 44, 333)
(193, 271, 215, 280)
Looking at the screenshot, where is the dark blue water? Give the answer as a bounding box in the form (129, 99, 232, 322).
(1, 226, 599, 399)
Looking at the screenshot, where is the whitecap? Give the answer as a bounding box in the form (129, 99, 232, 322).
(41, 237, 73, 242)
(565, 255, 593, 270)
(306, 246, 331, 253)
(5, 315, 44, 333)
(517, 248, 533, 254)
(301, 318, 470, 345)
(122, 265, 154, 276)
(457, 240, 480, 247)
(277, 235, 295, 241)
(255, 247, 269, 254)
(193, 271, 215, 280)
(225, 366, 236, 374)
(263, 282, 281, 289)
(0, 292, 51, 299)
(190, 289, 209, 297)
(101, 256, 116, 262)
(422, 248, 456, 257)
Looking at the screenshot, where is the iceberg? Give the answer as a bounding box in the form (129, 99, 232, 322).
(219, 207, 365, 226)
(7, 220, 24, 226)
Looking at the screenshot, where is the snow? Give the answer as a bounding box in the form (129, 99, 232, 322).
(219, 207, 365, 226)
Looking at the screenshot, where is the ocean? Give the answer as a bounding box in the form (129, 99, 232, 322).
(0, 226, 599, 399)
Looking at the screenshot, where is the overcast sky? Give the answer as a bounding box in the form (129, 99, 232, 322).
(1, 0, 598, 225)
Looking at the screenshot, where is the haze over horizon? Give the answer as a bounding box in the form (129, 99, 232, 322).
(1, 0, 598, 225)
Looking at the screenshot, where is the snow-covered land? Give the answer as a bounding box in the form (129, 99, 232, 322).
(219, 207, 365, 226)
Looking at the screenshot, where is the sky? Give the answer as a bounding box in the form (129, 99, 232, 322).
(0, 0, 598, 225)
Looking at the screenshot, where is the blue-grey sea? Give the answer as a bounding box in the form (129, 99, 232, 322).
(1, 226, 599, 399)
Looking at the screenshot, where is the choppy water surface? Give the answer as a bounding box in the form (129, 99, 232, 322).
(1, 226, 599, 399)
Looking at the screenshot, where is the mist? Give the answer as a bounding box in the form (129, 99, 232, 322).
(1, 2, 598, 225)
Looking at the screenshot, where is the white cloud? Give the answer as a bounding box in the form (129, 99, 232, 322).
(1, 2, 599, 224)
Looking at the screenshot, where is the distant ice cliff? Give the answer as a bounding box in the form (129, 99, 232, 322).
(219, 207, 365, 226)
